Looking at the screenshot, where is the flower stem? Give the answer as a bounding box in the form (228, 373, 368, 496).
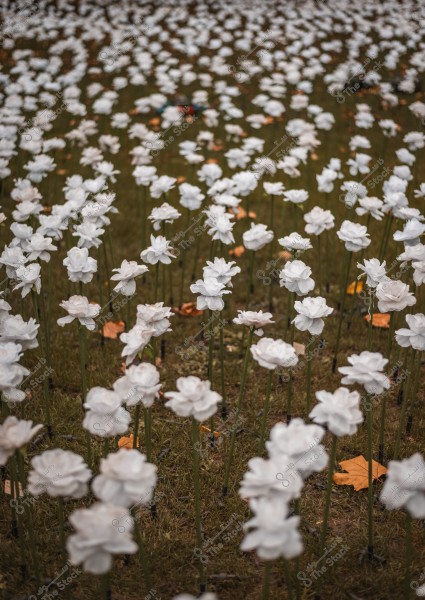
(365, 394, 374, 561)
(78, 323, 92, 469)
(16, 451, 40, 586)
(58, 497, 66, 560)
(144, 407, 152, 461)
(133, 404, 141, 448)
(191, 417, 206, 591)
(262, 562, 272, 600)
(332, 251, 352, 372)
(223, 327, 254, 495)
(404, 512, 413, 598)
(394, 350, 417, 460)
(306, 336, 315, 413)
(319, 434, 337, 557)
(258, 370, 273, 453)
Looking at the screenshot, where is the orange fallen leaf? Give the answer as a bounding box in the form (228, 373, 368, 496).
(235, 206, 247, 220)
(364, 313, 390, 329)
(264, 116, 274, 124)
(4, 480, 23, 495)
(200, 425, 220, 438)
(102, 320, 125, 339)
(333, 455, 387, 491)
(118, 434, 139, 449)
(206, 158, 219, 164)
(42, 206, 52, 213)
(346, 280, 364, 295)
(310, 152, 319, 161)
(56, 169, 67, 176)
(211, 144, 224, 151)
(278, 250, 292, 261)
(175, 302, 203, 317)
(148, 117, 160, 126)
(293, 342, 305, 356)
(229, 245, 245, 257)
(120, 362, 126, 374)
(176, 176, 186, 183)
(128, 108, 139, 115)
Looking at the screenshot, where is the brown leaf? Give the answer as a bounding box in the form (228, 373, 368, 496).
(364, 313, 390, 329)
(229, 245, 245, 257)
(293, 342, 305, 356)
(118, 434, 138, 449)
(176, 176, 186, 183)
(333, 455, 387, 491)
(346, 280, 364, 295)
(175, 302, 203, 317)
(102, 320, 125, 339)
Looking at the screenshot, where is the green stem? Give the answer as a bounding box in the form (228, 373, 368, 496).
(79, 324, 92, 469)
(394, 350, 417, 460)
(366, 394, 374, 561)
(405, 512, 413, 598)
(332, 251, 352, 372)
(132, 510, 152, 590)
(262, 562, 272, 600)
(16, 451, 40, 586)
(223, 327, 254, 495)
(133, 404, 141, 449)
(144, 407, 152, 461)
(306, 336, 314, 413)
(58, 497, 66, 560)
(319, 434, 337, 555)
(258, 370, 273, 453)
(192, 417, 206, 590)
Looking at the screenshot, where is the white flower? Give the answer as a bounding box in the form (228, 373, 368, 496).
(148, 202, 181, 231)
(337, 220, 371, 252)
(233, 310, 274, 336)
(92, 448, 157, 507)
(376, 280, 416, 313)
(150, 175, 176, 198)
(140, 235, 175, 265)
(292, 296, 333, 336)
(355, 197, 384, 221)
(190, 277, 230, 311)
(395, 314, 425, 351)
(279, 260, 315, 296)
(340, 181, 367, 208)
(28, 449, 91, 499)
(165, 376, 221, 422)
(239, 455, 303, 501)
(243, 223, 274, 251)
(57, 296, 100, 330)
(0, 416, 43, 466)
(250, 338, 298, 370)
(63, 247, 97, 284)
(310, 388, 363, 436)
(283, 189, 308, 204)
(357, 258, 388, 288)
(179, 183, 205, 210)
(113, 363, 161, 407)
(380, 453, 425, 518)
(120, 324, 155, 366)
(197, 163, 223, 187)
(278, 232, 312, 253)
(111, 260, 148, 296)
(73, 222, 105, 249)
(0, 246, 27, 278)
(266, 419, 328, 478)
(0, 314, 39, 350)
(263, 182, 284, 196)
(241, 496, 303, 560)
(304, 206, 335, 236)
(394, 218, 425, 247)
(203, 258, 241, 287)
(83, 387, 131, 438)
(26, 233, 57, 262)
(13, 263, 42, 298)
(136, 302, 173, 337)
(133, 165, 157, 186)
(67, 503, 138, 574)
(339, 351, 390, 395)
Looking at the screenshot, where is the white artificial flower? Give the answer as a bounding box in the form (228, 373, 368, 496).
(310, 388, 363, 436)
(165, 376, 221, 422)
(279, 260, 315, 296)
(28, 449, 91, 499)
(292, 296, 333, 335)
(57, 296, 101, 330)
(250, 338, 298, 370)
(339, 351, 390, 395)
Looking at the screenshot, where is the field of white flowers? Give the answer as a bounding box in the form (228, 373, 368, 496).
(0, 1, 425, 599)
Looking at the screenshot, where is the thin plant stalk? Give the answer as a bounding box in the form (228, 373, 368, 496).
(365, 394, 374, 561)
(143, 407, 152, 461)
(219, 322, 227, 419)
(319, 434, 337, 556)
(133, 404, 141, 449)
(10, 456, 26, 576)
(317, 235, 322, 296)
(394, 350, 417, 460)
(16, 451, 41, 586)
(58, 497, 66, 560)
(377, 312, 397, 462)
(247, 249, 255, 306)
(332, 251, 352, 372)
(404, 512, 413, 598)
(132, 509, 152, 590)
(32, 289, 53, 437)
(78, 323, 92, 469)
(223, 327, 254, 495)
(208, 310, 215, 446)
(306, 336, 315, 413)
(191, 417, 206, 592)
(262, 562, 272, 600)
(406, 350, 421, 434)
(258, 370, 273, 452)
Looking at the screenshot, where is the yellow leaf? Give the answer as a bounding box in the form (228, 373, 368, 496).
(333, 455, 387, 491)
(364, 313, 391, 328)
(102, 320, 125, 339)
(346, 280, 364, 295)
(200, 425, 220, 438)
(118, 434, 138, 449)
